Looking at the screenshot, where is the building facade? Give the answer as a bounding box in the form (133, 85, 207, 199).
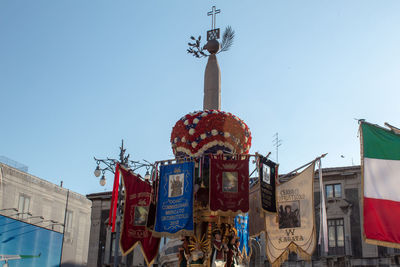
(0, 162, 92, 267)
(86, 192, 148, 267)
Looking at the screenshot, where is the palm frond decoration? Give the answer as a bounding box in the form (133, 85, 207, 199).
(219, 26, 235, 53)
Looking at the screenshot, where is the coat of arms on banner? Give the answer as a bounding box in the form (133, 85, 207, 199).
(154, 162, 194, 237)
(119, 167, 160, 265)
(210, 157, 249, 214)
(265, 162, 316, 267)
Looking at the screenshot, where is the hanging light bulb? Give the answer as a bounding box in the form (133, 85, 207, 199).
(94, 165, 101, 177)
(99, 175, 106, 186)
(144, 170, 151, 180)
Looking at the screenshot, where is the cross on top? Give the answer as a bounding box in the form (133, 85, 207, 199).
(207, 6, 221, 30)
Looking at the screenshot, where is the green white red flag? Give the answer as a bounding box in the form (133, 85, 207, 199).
(361, 122, 400, 248)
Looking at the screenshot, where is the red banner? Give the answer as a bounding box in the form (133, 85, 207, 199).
(119, 167, 160, 265)
(109, 163, 120, 232)
(210, 157, 249, 213)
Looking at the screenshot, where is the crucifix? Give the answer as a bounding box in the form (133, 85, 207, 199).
(207, 6, 221, 30)
(207, 6, 221, 41)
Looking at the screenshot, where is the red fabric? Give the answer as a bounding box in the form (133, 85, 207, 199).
(364, 197, 400, 244)
(119, 167, 160, 264)
(109, 163, 120, 232)
(210, 158, 249, 213)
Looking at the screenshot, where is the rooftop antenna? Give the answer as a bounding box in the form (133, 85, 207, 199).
(273, 133, 282, 163)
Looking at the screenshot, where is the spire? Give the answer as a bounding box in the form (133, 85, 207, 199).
(203, 6, 221, 110)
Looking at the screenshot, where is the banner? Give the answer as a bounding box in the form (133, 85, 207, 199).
(265, 162, 316, 267)
(154, 162, 194, 237)
(361, 122, 400, 248)
(210, 157, 249, 214)
(119, 167, 160, 265)
(235, 214, 250, 257)
(259, 156, 277, 213)
(109, 163, 120, 232)
(249, 182, 265, 237)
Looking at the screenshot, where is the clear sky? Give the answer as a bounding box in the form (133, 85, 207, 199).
(1, 0, 400, 195)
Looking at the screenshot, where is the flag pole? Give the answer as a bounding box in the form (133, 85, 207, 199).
(279, 153, 327, 182)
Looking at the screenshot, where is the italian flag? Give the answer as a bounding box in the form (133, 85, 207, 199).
(361, 122, 400, 248)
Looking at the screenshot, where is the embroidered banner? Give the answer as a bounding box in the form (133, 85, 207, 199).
(119, 167, 160, 265)
(210, 158, 249, 214)
(235, 214, 250, 257)
(259, 156, 277, 213)
(249, 182, 265, 237)
(154, 162, 194, 237)
(265, 162, 316, 267)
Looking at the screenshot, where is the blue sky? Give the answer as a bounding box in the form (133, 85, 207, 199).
(1, 0, 400, 195)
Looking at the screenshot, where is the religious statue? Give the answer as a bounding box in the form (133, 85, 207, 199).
(188, 234, 209, 266)
(211, 229, 227, 267)
(170, 175, 183, 197)
(178, 236, 190, 267)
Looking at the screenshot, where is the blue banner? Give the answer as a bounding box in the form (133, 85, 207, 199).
(155, 162, 194, 236)
(235, 214, 250, 256)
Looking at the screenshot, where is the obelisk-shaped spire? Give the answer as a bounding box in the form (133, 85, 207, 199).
(203, 6, 221, 111)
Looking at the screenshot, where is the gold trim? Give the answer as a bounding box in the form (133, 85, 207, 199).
(365, 238, 400, 249)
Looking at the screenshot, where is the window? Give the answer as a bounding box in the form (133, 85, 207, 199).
(18, 194, 30, 219)
(65, 210, 73, 233)
(328, 218, 345, 255)
(325, 184, 342, 198)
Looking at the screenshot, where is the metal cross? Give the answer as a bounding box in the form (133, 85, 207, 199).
(207, 6, 221, 30)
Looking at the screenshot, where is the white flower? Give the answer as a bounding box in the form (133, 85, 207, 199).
(182, 137, 186, 142)
(189, 128, 195, 135)
(184, 120, 189, 125)
(201, 112, 208, 117)
(212, 110, 218, 114)
(201, 133, 206, 140)
(192, 142, 197, 148)
(174, 137, 178, 143)
(245, 137, 248, 142)
(193, 118, 199, 124)
(224, 132, 230, 138)
(241, 123, 245, 129)
(211, 129, 218, 136)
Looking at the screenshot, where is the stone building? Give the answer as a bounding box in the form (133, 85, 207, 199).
(86, 191, 148, 267)
(0, 162, 92, 266)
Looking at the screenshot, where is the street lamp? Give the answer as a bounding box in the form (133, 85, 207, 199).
(94, 165, 101, 177)
(99, 175, 106, 186)
(93, 140, 153, 267)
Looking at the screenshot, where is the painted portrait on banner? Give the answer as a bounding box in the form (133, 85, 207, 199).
(168, 173, 184, 198)
(134, 206, 148, 226)
(222, 171, 238, 193)
(278, 201, 301, 229)
(263, 163, 270, 184)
